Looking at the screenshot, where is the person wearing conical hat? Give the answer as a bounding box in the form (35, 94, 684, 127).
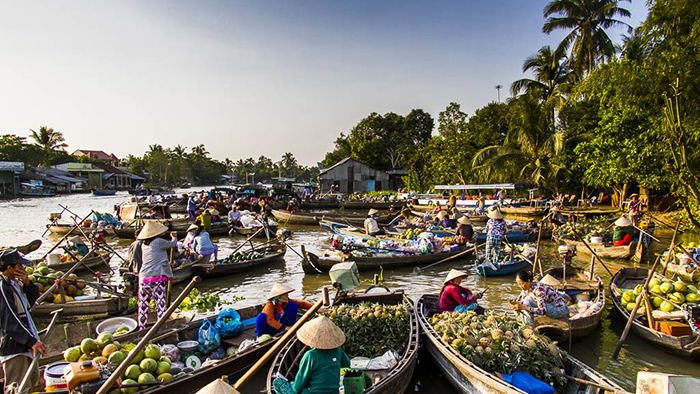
(485, 208, 506, 263)
(364, 208, 384, 236)
(612, 216, 636, 246)
(181, 224, 199, 255)
(455, 216, 474, 244)
(136, 221, 178, 330)
(436, 210, 456, 229)
(628, 193, 643, 226)
(255, 282, 315, 338)
(66, 236, 88, 257)
(550, 205, 566, 230)
(439, 269, 483, 313)
(509, 270, 568, 320)
(272, 316, 350, 394)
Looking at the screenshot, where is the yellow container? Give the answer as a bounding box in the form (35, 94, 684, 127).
(65, 361, 101, 390)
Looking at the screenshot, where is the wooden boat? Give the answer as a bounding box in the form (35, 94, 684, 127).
(532, 266, 605, 342)
(476, 258, 530, 276)
(416, 294, 628, 394)
(192, 245, 286, 277)
(32, 295, 130, 323)
(609, 267, 700, 360)
(339, 201, 402, 210)
(272, 209, 394, 226)
(231, 224, 278, 238)
(302, 245, 471, 274)
(37, 303, 285, 394)
(44, 250, 113, 272)
(267, 289, 418, 394)
(318, 220, 406, 243)
(46, 223, 117, 236)
(300, 200, 339, 209)
(92, 189, 118, 196)
(553, 236, 637, 259)
(499, 205, 548, 219)
(114, 222, 230, 239)
(660, 259, 700, 284)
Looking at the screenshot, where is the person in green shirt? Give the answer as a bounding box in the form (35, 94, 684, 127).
(272, 316, 350, 394)
(612, 216, 636, 246)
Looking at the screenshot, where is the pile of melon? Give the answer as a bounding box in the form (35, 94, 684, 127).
(26, 263, 87, 303)
(620, 277, 700, 314)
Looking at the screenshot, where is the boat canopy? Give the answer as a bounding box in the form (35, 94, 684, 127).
(434, 183, 519, 190)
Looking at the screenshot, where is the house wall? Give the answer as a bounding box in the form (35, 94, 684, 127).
(319, 160, 390, 194)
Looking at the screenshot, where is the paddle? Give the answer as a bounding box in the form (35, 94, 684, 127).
(42, 206, 69, 237)
(94, 276, 202, 394)
(569, 226, 614, 277)
(414, 243, 481, 272)
(8, 240, 42, 255)
(17, 308, 62, 394)
(233, 297, 325, 390)
(231, 227, 264, 254)
(612, 256, 661, 360)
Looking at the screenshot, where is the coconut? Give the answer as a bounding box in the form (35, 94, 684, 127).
(125, 365, 142, 380)
(109, 351, 126, 365)
(140, 358, 158, 374)
(144, 344, 161, 360)
(121, 379, 139, 394)
(81, 338, 98, 355)
(64, 346, 81, 362)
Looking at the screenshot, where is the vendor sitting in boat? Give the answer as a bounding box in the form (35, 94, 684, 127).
(196, 210, 213, 230)
(65, 236, 89, 258)
(454, 216, 473, 243)
(436, 211, 456, 229)
(227, 206, 242, 227)
(256, 282, 314, 337)
(364, 208, 384, 236)
(509, 270, 568, 320)
(272, 316, 350, 394)
(612, 216, 636, 246)
(439, 269, 482, 313)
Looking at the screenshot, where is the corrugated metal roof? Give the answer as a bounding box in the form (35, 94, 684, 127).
(0, 162, 24, 171)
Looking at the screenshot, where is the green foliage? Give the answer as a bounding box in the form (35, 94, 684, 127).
(0, 135, 43, 166)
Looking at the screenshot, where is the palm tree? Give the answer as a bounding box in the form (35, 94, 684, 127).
(618, 27, 652, 64)
(472, 93, 565, 192)
(282, 152, 297, 173)
(542, 0, 631, 74)
(191, 144, 209, 158)
(30, 126, 67, 152)
(510, 46, 575, 106)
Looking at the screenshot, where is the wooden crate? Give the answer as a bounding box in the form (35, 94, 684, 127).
(654, 321, 693, 337)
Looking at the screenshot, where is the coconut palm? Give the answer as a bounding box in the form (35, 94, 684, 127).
(30, 126, 67, 151)
(472, 93, 565, 192)
(542, 0, 632, 74)
(618, 27, 652, 64)
(510, 46, 575, 106)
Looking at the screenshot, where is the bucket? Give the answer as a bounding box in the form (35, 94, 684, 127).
(590, 236, 603, 244)
(44, 362, 70, 392)
(48, 253, 61, 265)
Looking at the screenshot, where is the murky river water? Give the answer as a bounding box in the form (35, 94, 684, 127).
(1, 190, 698, 393)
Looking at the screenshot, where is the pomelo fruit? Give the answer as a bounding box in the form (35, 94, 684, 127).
(157, 373, 173, 383)
(156, 361, 170, 376)
(64, 346, 81, 362)
(144, 344, 160, 360)
(121, 379, 138, 394)
(96, 332, 114, 348)
(138, 372, 156, 389)
(125, 365, 141, 380)
(108, 351, 125, 365)
(140, 358, 157, 374)
(25, 267, 34, 275)
(159, 356, 171, 365)
(130, 350, 145, 364)
(81, 338, 98, 355)
(660, 301, 675, 312)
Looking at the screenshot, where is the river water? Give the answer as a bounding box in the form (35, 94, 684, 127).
(1, 190, 698, 393)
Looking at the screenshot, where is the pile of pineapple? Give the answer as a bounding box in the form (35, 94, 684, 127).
(430, 311, 567, 390)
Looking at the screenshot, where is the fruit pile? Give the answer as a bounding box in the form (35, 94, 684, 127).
(430, 311, 567, 391)
(396, 229, 422, 240)
(618, 278, 699, 314)
(553, 221, 611, 243)
(178, 289, 230, 312)
(327, 302, 410, 358)
(220, 250, 269, 264)
(26, 263, 87, 303)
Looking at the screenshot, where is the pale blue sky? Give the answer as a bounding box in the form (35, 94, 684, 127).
(0, 1, 648, 166)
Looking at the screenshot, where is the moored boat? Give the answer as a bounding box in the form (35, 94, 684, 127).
(416, 294, 629, 394)
(32, 295, 130, 323)
(272, 209, 395, 226)
(46, 223, 117, 237)
(192, 245, 286, 277)
(339, 201, 401, 210)
(476, 258, 531, 277)
(553, 236, 637, 259)
(609, 267, 700, 360)
(114, 221, 230, 239)
(92, 189, 118, 196)
(231, 224, 279, 238)
(43, 250, 113, 272)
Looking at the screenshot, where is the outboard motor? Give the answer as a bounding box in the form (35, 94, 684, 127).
(558, 244, 577, 265)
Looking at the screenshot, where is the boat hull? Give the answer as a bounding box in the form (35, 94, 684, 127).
(554, 236, 636, 259)
(192, 247, 286, 277)
(476, 258, 530, 276)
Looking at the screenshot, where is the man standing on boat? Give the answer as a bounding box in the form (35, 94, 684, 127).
(628, 194, 643, 226)
(0, 249, 46, 394)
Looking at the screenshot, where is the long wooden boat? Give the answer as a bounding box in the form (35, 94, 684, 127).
(339, 201, 402, 210)
(44, 250, 113, 272)
(409, 208, 489, 225)
(302, 245, 471, 274)
(32, 295, 130, 323)
(532, 266, 605, 342)
(36, 303, 287, 394)
(92, 189, 118, 196)
(660, 259, 700, 284)
(114, 222, 230, 239)
(609, 267, 700, 360)
(47, 223, 117, 237)
(318, 220, 406, 243)
(499, 206, 548, 220)
(192, 245, 286, 277)
(553, 236, 637, 259)
(267, 289, 418, 394)
(476, 258, 530, 276)
(417, 294, 628, 394)
(231, 224, 278, 238)
(272, 209, 395, 226)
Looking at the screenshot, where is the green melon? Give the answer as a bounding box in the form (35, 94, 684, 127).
(140, 358, 157, 374)
(660, 301, 675, 313)
(121, 379, 138, 394)
(125, 365, 141, 380)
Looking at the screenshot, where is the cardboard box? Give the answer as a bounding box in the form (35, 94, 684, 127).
(654, 321, 693, 337)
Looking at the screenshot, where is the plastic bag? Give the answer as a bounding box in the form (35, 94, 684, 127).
(366, 350, 400, 370)
(237, 339, 257, 353)
(160, 344, 180, 363)
(197, 320, 221, 354)
(501, 372, 554, 394)
(214, 308, 244, 339)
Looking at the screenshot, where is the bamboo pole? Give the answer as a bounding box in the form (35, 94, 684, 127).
(17, 309, 63, 394)
(38, 210, 95, 261)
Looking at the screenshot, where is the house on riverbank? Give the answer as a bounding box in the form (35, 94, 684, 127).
(318, 157, 390, 194)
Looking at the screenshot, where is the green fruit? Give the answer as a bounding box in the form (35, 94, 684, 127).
(652, 297, 663, 308)
(40, 267, 50, 275)
(622, 291, 635, 303)
(144, 344, 160, 360)
(121, 379, 138, 394)
(159, 356, 171, 365)
(688, 285, 699, 294)
(130, 350, 145, 365)
(686, 293, 700, 303)
(674, 281, 688, 293)
(125, 365, 142, 380)
(660, 282, 674, 294)
(138, 372, 156, 389)
(25, 267, 34, 275)
(669, 292, 686, 304)
(156, 361, 171, 376)
(37, 262, 47, 268)
(157, 373, 173, 383)
(96, 332, 114, 348)
(651, 285, 662, 295)
(81, 338, 98, 355)
(64, 346, 81, 362)
(660, 301, 675, 312)
(102, 344, 118, 357)
(633, 285, 643, 296)
(626, 302, 635, 312)
(108, 351, 126, 365)
(257, 334, 272, 342)
(648, 278, 661, 288)
(93, 356, 108, 365)
(140, 358, 157, 374)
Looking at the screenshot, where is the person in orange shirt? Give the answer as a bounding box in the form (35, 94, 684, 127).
(255, 283, 313, 337)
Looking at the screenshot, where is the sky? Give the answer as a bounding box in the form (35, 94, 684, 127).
(0, 0, 649, 167)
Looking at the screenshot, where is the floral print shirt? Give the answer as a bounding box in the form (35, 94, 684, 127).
(486, 219, 506, 237)
(520, 281, 567, 315)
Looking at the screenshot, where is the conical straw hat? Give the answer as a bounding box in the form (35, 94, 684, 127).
(487, 208, 504, 219)
(187, 224, 199, 232)
(267, 282, 294, 299)
(69, 236, 85, 245)
(437, 211, 448, 219)
(614, 216, 632, 227)
(444, 269, 469, 284)
(368, 208, 379, 215)
(136, 221, 169, 240)
(210, 209, 220, 216)
(457, 216, 471, 225)
(296, 316, 346, 349)
(195, 378, 240, 394)
(540, 274, 561, 286)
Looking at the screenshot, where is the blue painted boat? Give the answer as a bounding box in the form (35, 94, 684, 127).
(92, 189, 117, 196)
(476, 258, 530, 276)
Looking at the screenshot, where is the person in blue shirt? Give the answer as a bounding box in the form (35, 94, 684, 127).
(186, 193, 197, 218)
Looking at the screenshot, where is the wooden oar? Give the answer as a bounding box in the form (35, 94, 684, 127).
(415, 243, 481, 272)
(231, 228, 263, 254)
(233, 297, 325, 390)
(42, 206, 69, 237)
(38, 210, 95, 261)
(662, 218, 682, 275)
(533, 220, 545, 277)
(612, 256, 661, 360)
(563, 374, 631, 394)
(569, 226, 614, 276)
(95, 276, 201, 394)
(17, 308, 62, 394)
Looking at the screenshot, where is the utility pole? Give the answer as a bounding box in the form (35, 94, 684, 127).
(495, 84, 503, 103)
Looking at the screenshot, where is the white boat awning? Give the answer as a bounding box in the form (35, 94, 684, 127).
(434, 183, 518, 190)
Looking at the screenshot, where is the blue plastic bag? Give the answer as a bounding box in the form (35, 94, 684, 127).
(501, 372, 554, 394)
(214, 308, 244, 339)
(197, 320, 221, 354)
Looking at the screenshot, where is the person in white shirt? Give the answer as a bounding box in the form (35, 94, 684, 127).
(364, 208, 384, 236)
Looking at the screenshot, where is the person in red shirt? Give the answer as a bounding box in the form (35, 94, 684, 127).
(255, 283, 314, 337)
(439, 269, 483, 313)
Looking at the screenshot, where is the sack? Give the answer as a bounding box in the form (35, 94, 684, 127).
(214, 308, 244, 338)
(501, 372, 554, 394)
(197, 320, 221, 354)
(366, 350, 400, 370)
